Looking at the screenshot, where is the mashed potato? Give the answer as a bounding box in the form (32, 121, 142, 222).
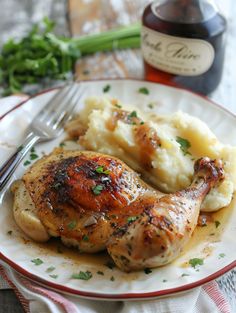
(66, 96, 236, 212)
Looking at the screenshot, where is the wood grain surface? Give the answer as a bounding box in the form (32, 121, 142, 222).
(68, 0, 152, 81)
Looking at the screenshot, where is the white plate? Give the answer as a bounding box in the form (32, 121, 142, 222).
(0, 79, 235, 300)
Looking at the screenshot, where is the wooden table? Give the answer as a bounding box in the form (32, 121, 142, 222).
(0, 0, 236, 312)
(69, 0, 149, 81)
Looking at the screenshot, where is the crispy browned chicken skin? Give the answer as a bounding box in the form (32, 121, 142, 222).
(12, 149, 224, 271)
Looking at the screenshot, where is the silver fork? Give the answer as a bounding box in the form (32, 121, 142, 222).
(0, 83, 85, 192)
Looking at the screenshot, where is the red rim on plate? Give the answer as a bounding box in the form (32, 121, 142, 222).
(0, 79, 235, 300)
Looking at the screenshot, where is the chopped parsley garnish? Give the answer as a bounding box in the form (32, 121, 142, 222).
(128, 111, 137, 119)
(218, 253, 225, 259)
(49, 274, 58, 279)
(144, 268, 152, 274)
(82, 235, 89, 242)
(59, 142, 65, 147)
(95, 166, 110, 175)
(103, 84, 111, 93)
(110, 276, 115, 281)
(138, 87, 149, 95)
(115, 103, 122, 108)
(18, 145, 24, 151)
(92, 184, 104, 195)
(176, 136, 191, 156)
(189, 258, 204, 268)
(7, 230, 12, 235)
(71, 271, 92, 280)
(67, 220, 77, 230)
(31, 258, 43, 266)
(52, 182, 61, 190)
(215, 220, 221, 228)
(46, 266, 56, 273)
(126, 110, 145, 125)
(97, 271, 104, 275)
(30, 147, 35, 153)
(162, 279, 167, 282)
(105, 260, 115, 269)
(127, 216, 138, 223)
(24, 160, 31, 166)
(181, 273, 190, 277)
(30, 153, 38, 160)
(148, 103, 154, 109)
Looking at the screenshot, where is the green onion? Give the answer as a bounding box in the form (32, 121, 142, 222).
(127, 111, 138, 119)
(176, 136, 191, 156)
(92, 184, 104, 195)
(95, 166, 110, 175)
(127, 216, 138, 223)
(82, 235, 89, 242)
(103, 85, 111, 93)
(138, 87, 149, 95)
(71, 271, 92, 280)
(68, 220, 77, 230)
(23, 160, 31, 166)
(218, 253, 225, 258)
(189, 258, 204, 268)
(49, 274, 58, 279)
(46, 266, 56, 273)
(30, 153, 38, 160)
(0, 18, 141, 95)
(31, 258, 43, 266)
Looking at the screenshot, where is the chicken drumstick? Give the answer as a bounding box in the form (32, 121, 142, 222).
(12, 150, 224, 271)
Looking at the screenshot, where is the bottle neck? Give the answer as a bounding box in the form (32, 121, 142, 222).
(179, 0, 201, 6)
(179, 0, 204, 21)
(152, 0, 218, 24)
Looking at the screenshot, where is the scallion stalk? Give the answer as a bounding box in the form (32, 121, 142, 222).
(79, 36, 140, 55)
(71, 23, 140, 44)
(0, 18, 141, 95)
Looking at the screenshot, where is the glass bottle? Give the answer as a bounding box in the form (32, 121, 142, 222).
(141, 0, 227, 95)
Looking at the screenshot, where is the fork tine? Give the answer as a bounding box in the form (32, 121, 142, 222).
(0, 82, 87, 191)
(52, 85, 86, 130)
(37, 83, 74, 122)
(46, 83, 80, 126)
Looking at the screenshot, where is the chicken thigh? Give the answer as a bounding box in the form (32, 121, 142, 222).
(12, 149, 224, 271)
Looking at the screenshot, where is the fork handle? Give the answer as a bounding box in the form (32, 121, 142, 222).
(0, 132, 40, 192)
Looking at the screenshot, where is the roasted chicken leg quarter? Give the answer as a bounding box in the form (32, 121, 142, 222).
(11, 149, 224, 271)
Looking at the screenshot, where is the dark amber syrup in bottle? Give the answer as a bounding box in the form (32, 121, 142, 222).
(142, 1, 227, 95)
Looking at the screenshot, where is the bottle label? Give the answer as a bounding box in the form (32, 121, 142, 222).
(141, 26, 215, 76)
